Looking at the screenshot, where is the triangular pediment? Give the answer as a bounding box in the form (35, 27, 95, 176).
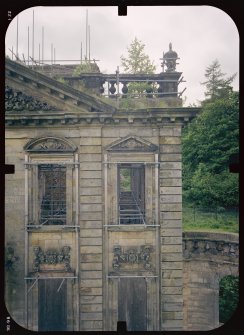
(106, 135, 158, 152)
(5, 58, 115, 114)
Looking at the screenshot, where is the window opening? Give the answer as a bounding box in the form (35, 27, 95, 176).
(118, 164, 145, 224)
(38, 164, 66, 225)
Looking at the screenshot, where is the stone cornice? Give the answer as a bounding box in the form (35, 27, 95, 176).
(5, 59, 200, 126)
(5, 108, 199, 126)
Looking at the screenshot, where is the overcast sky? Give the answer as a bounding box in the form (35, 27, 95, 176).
(5, 6, 239, 106)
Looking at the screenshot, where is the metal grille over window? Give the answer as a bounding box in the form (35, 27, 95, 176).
(39, 164, 66, 225)
(118, 164, 145, 224)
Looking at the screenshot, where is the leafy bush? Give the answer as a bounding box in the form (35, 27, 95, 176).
(219, 276, 239, 323)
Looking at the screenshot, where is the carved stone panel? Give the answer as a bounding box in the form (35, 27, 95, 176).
(112, 245, 153, 271)
(33, 246, 71, 272)
(5, 86, 57, 112)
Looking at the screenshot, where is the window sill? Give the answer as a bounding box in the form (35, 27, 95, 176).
(104, 224, 159, 231)
(26, 225, 79, 232)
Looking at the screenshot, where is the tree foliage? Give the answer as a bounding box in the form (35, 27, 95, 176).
(219, 276, 239, 323)
(182, 61, 239, 208)
(121, 37, 156, 74)
(120, 37, 156, 95)
(201, 59, 236, 102)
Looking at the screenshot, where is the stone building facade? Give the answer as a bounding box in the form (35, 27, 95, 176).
(5, 51, 201, 331)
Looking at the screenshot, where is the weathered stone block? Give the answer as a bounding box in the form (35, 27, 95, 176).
(80, 128, 101, 137)
(160, 204, 182, 212)
(161, 253, 182, 262)
(160, 220, 182, 228)
(80, 246, 102, 254)
(161, 245, 182, 253)
(160, 145, 182, 154)
(80, 280, 103, 288)
(160, 195, 182, 203)
(80, 221, 102, 228)
(159, 137, 181, 145)
(161, 236, 182, 244)
(162, 302, 183, 311)
(160, 154, 182, 162)
(160, 170, 182, 179)
(161, 287, 182, 295)
(80, 237, 102, 246)
(161, 262, 183, 270)
(102, 128, 120, 137)
(160, 228, 182, 237)
(80, 254, 103, 263)
(80, 263, 103, 271)
(80, 195, 102, 204)
(81, 271, 102, 279)
(80, 179, 102, 187)
(162, 320, 183, 329)
(81, 321, 103, 329)
(80, 137, 102, 145)
(160, 212, 182, 220)
(80, 304, 103, 312)
(159, 127, 174, 136)
(80, 162, 102, 171)
(80, 154, 102, 162)
(162, 311, 183, 320)
(80, 212, 102, 220)
(80, 146, 102, 153)
(161, 278, 183, 287)
(80, 312, 103, 320)
(160, 187, 182, 195)
(162, 294, 183, 303)
(80, 229, 102, 237)
(123, 127, 154, 137)
(160, 162, 182, 170)
(80, 187, 102, 195)
(160, 178, 182, 187)
(80, 204, 102, 212)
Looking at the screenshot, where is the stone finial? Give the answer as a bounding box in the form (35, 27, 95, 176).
(162, 43, 179, 72)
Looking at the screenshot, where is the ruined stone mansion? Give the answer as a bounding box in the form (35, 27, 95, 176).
(5, 45, 238, 331)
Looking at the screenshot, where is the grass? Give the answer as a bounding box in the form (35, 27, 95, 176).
(183, 206, 239, 233)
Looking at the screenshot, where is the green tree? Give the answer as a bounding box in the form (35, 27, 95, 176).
(120, 37, 156, 95)
(219, 276, 239, 324)
(182, 90, 239, 208)
(201, 59, 236, 102)
(121, 37, 156, 74)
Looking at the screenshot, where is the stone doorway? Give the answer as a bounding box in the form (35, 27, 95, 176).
(38, 279, 67, 331)
(118, 277, 147, 331)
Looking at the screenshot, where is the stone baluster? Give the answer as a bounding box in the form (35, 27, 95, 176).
(121, 82, 128, 98)
(109, 81, 116, 98)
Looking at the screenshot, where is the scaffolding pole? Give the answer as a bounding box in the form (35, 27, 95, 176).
(24, 154, 29, 328)
(75, 153, 80, 331)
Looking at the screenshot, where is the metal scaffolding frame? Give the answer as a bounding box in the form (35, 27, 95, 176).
(39, 164, 67, 225)
(118, 164, 145, 225)
(24, 152, 80, 331)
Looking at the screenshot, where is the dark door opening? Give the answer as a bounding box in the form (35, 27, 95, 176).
(118, 278, 147, 331)
(118, 164, 145, 224)
(38, 279, 67, 331)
